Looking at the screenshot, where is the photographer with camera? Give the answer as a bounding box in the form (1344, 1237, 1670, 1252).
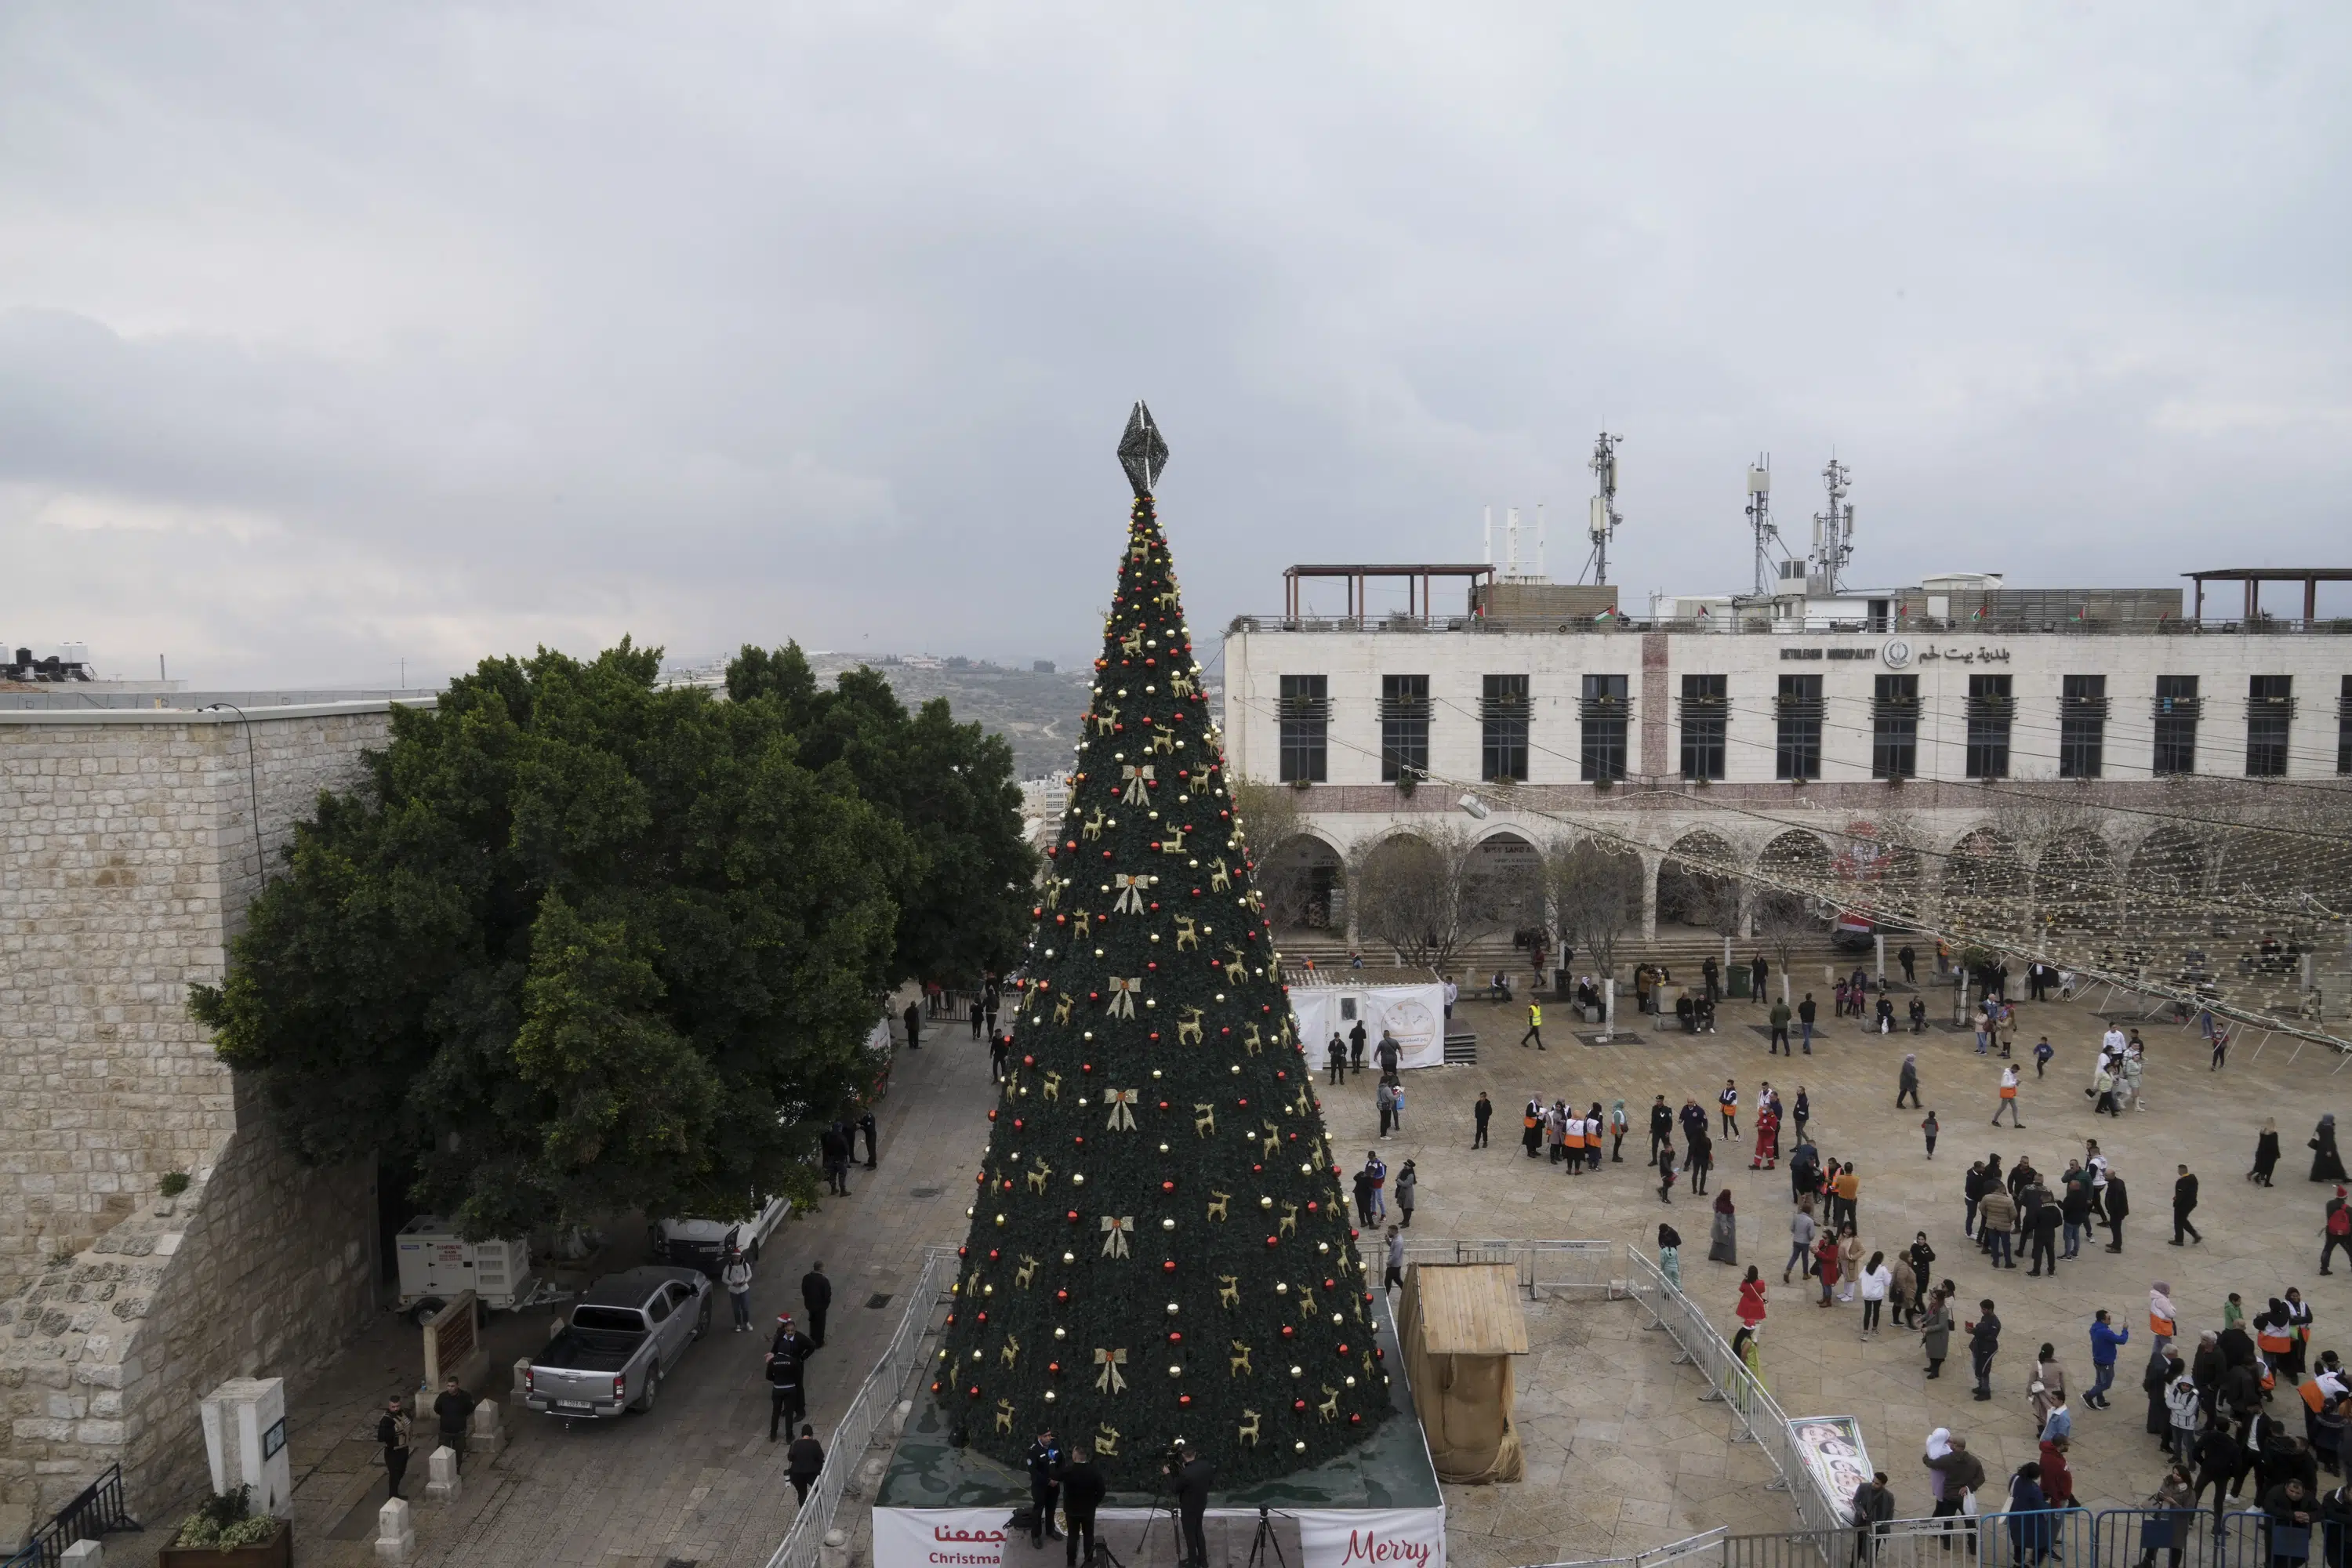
(1167, 1439, 1214, 1568)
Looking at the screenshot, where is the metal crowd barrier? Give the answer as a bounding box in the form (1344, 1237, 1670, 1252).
(1530, 1526, 1732, 1568)
(0, 1461, 140, 1568)
(1395, 1238, 1622, 1299)
(760, 1247, 955, 1568)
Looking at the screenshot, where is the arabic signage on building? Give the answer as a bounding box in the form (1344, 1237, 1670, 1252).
(874, 1505, 1447, 1568)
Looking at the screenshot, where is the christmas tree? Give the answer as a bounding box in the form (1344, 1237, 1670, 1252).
(931, 405, 1391, 1488)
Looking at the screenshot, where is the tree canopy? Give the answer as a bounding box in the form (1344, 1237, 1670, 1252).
(726, 641, 1034, 985)
(191, 641, 1024, 1236)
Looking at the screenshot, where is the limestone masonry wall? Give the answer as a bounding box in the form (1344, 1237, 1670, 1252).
(0, 705, 407, 1519)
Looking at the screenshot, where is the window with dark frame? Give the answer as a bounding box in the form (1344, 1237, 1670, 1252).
(1480, 674, 1530, 782)
(2154, 674, 2200, 776)
(1679, 673, 1727, 781)
(2059, 673, 2108, 779)
(1579, 673, 1628, 782)
(2247, 675, 2292, 777)
(1277, 674, 1329, 783)
(1965, 673, 2013, 780)
(1871, 673, 1919, 780)
(1775, 673, 1823, 781)
(2339, 676, 2352, 776)
(1377, 673, 1430, 782)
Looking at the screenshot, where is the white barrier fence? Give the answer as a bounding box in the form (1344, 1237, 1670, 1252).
(762, 1247, 956, 1568)
(1396, 1237, 1621, 1298)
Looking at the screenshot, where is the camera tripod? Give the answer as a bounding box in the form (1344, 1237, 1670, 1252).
(1245, 1506, 1289, 1568)
(1088, 1479, 1168, 1568)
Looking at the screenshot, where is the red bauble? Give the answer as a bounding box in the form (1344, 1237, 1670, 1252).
(1337, 1343, 1348, 1356)
(1068, 1210, 1080, 1222)
(1161, 1181, 1175, 1193)
(1179, 1394, 1192, 1407)
(1163, 1260, 1177, 1272)
(1281, 1325, 1294, 1339)
(1265, 1236, 1279, 1248)
(1293, 1399, 1306, 1411)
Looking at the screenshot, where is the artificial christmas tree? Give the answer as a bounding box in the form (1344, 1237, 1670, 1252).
(932, 405, 1389, 1488)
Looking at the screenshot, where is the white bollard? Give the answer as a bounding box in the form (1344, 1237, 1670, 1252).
(821, 1527, 851, 1568)
(424, 1444, 463, 1506)
(60, 1541, 102, 1568)
(376, 1497, 417, 1564)
(468, 1398, 503, 1457)
(510, 1356, 534, 1407)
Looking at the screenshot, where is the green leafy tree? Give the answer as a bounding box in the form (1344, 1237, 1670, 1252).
(190, 641, 914, 1236)
(933, 474, 1388, 1489)
(727, 644, 1034, 985)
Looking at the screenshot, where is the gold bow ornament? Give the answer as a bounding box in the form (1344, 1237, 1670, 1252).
(1112, 873, 1149, 913)
(1105, 1089, 1141, 1131)
(1121, 764, 1156, 805)
(1094, 1347, 1128, 1393)
(1100, 1215, 1134, 1258)
(1105, 977, 1143, 1018)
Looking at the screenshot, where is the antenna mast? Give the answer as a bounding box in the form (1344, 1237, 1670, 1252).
(1810, 457, 1855, 594)
(1583, 431, 1622, 584)
(1745, 454, 1777, 596)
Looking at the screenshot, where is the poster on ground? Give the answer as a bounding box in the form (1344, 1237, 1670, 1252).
(1786, 1414, 1872, 1525)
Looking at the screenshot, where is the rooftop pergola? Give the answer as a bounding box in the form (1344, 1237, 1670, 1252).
(2184, 567, 2352, 622)
(1282, 563, 1494, 620)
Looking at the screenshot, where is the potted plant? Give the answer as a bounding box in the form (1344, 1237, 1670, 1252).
(159, 1486, 292, 1568)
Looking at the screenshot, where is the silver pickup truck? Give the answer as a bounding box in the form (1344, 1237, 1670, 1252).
(522, 1265, 712, 1420)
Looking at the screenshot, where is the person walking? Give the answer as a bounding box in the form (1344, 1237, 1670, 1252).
(723, 1247, 755, 1332)
(1657, 1222, 1683, 1289)
(1395, 1160, 1417, 1229)
(1737, 1265, 1769, 1330)
(1860, 1252, 1893, 1340)
(1325, 1033, 1345, 1086)
(1610, 1100, 1630, 1163)
(432, 1375, 475, 1473)
(2315, 1117, 2348, 1184)
(1519, 1000, 1545, 1051)
(1899, 944, 1917, 984)
(2252, 1121, 2284, 1186)
(1898, 1054, 1922, 1109)
(992, 1029, 1014, 1083)
(1921, 1290, 1955, 1379)
(2007, 1463, 2053, 1567)
(1657, 1140, 1679, 1203)
(1924, 1431, 1985, 1535)
(1798, 992, 1818, 1052)
(1710, 1189, 1740, 1265)
(1786, 1200, 1820, 1283)
(1384, 1226, 1405, 1293)
(1650, 1096, 1675, 1164)
(376, 1396, 413, 1503)
(786, 1425, 825, 1504)
(802, 1261, 833, 1348)
(2171, 1165, 2203, 1247)
(1816, 1229, 1843, 1306)
(1375, 1078, 1396, 1138)
(1687, 1126, 1715, 1196)
(1993, 1063, 2024, 1127)
(819, 1123, 851, 1196)
(1768, 997, 1793, 1056)
(1720, 1080, 1741, 1139)
(767, 1315, 813, 1437)
(1794, 1087, 1811, 1145)
(903, 999, 922, 1051)
(1752, 953, 1770, 1000)
(2150, 1283, 2180, 1359)
(1349, 1018, 1369, 1075)
(1374, 1029, 1402, 1077)
(1473, 1092, 1492, 1149)
(1058, 1446, 1105, 1568)
(2323, 1187, 2352, 1275)
(2089, 1309, 2129, 1410)
(1851, 1471, 1896, 1566)
(1968, 1299, 2003, 1401)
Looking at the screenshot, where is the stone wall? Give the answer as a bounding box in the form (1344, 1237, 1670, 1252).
(0, 702, 416, 1519)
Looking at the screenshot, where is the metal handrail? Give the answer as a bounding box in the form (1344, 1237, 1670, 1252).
(2, 1461, 141, 1568)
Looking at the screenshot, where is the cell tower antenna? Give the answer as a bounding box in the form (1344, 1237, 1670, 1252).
(1745, 454, 1778, 596)
(1810, 456, 1855, 594)
(1582, 431, 1622, 585)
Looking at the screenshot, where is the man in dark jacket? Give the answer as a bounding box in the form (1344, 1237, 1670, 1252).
(1925, 1437, 1987, 1530)
(1650, 1097, 1675, 1164)
(1473, 1092, 1493, 1149)
(1025, 1428, 1063, 1546)
(1058, 1446, 1108, 1567)
(801, 1261, 833, 1350)
(903, 1000, 921, 1051)
(2194, 1420, 2245, 1523)
(786, 1425, 825, 1504)
(767, 1314, 815, 1437)
(1967, 1300, 2002, 1401)
(1850, 1470, 1896, 1566)
(376, 1396, 413, 1501)
(2262, 1477, 2314, 1559)
(1171, 1441, 1214, 1568)
(858, 1109, 880, 1169)
(431, 1376, 475, 1472)
(2174, 1165, 2204, 1246)
(2103, 1172, 2131, 1252)
(2027, 1196, 2063, 1278)
(819, 1125, 851, 1196)
(2061, 1181, 2092, 1261)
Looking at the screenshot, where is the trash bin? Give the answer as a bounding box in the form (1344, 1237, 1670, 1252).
(1728, 967, 1751, 1000)
(1554, 967, 1570, 998)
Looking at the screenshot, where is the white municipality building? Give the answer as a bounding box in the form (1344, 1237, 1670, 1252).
(1220, 538, 2352, 1010)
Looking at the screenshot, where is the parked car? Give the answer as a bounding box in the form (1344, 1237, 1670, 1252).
(651, 1193, 793, 1277)
(521, 1266, 712, 1420)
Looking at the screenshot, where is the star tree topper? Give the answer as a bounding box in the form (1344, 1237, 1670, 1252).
(1118, 401, 1170, 497)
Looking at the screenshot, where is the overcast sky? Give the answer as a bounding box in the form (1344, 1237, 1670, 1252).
(3, 3, 2348, 686)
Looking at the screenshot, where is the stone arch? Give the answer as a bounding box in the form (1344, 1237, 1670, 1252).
(1657, 829, 1741, 934)
(1754, 829, 1834, 931)
(2034, 833, 2116, 945)
(1258, 829, 1347, 931)
(1468, 828, 1546, 935)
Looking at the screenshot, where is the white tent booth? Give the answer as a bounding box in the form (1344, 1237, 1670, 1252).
(1286, 965, 1449, 1069)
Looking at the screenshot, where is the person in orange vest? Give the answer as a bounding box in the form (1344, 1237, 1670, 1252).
(1561, 1109, 1586, 1176)
(2149, 1283, 2179, 1356)
(2257, 1299, 2297, 1378)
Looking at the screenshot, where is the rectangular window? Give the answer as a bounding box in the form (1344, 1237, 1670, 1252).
(1480, 674, 1530, 782)
(2154, 675, 2200, 776)
(1679, 673, 1727, 781)
(2339, 677, 2352, 775)
(1277, 674, 1328, 783)
(1775, 673, 1823, 781)
(1871, 673, 1919, 780)
(2059, 673, 2108, 779)
(2248, 675, 2292, 778)
(1377, 674, 1430, 783)
(1965, 674, 2013, 780)
(1580, 673, 1629, 782)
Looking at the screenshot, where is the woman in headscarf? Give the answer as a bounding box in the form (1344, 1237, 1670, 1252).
(2031, 1341, 2068, 1433)
(2149, 1282, 2178, 1357)
(1922, 1427, 1953, 1514)
(1919, 1287, 1954, 1379)
(2250, 1120, 2281, 1186)
(1710, 1189, 1739, 1265)
(1730, 1323, 1764, 1416)
(2314, 1115, 2347, 1183)
(2255, 1298, 2296, 1377)
(1657, 1221, 1682, 1289)
(2007, 1462, 2052, 1566)
(1736, 1265, 1768, 1328)
(1522, 1098, 1544, 1159)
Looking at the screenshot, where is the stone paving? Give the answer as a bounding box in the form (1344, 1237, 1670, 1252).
(1381, 981, 2350, 1563)
(89, 976, 2348, 1568)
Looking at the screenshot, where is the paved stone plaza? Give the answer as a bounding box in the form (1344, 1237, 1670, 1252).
(87, 979, 2345, 1568)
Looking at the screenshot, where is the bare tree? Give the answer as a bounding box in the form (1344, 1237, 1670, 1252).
(1753, 891, 1821, 995)
(1349, 826, 1503, 971)
(1546, 837, 1641, 984)
(1231, 779, 1316, 928)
